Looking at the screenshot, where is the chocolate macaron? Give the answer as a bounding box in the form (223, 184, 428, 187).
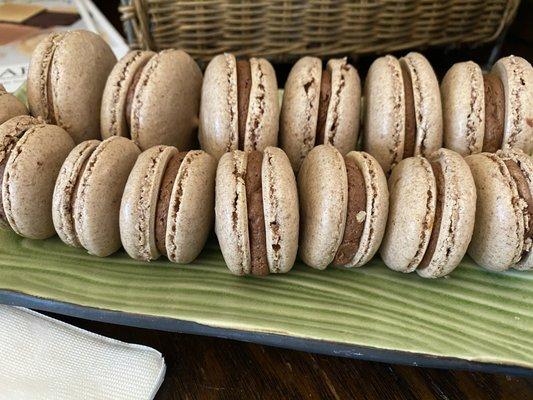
(215, 147, 298, 275)
(53, 136, 140, 256)
(27, 30, 116, 143)
(298, 145, 389, 270)
(199, 54, 279, 160)
(363, 52, 442, 174)
(120, 146, 216, 263)
(101, 50, 203, 150)
(466, 149, 532, 271)
(0, 84, 28, 125)
(380, 149, 477, 278)
(441, 56, 533, 155)
(0, 115, 74, 238)
(280, 57, 361, 172)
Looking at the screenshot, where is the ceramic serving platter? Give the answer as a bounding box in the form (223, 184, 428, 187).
(0, 229, 532, 376)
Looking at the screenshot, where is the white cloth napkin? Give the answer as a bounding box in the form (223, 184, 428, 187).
(0, 305, 166, 400)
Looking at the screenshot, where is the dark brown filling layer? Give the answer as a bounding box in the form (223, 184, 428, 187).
(155, 152, 188, 255)
(333, 157, 367, 266)
(482, 73, 505, 153)
(124, 67, 145, 138)
(315, 69, 332, 146)
(419, 162, 445, 268)
(400, 60, 416, 158)
(46, 57, 56, 124)
(504, 160, 533, 253)
(245, 151, 268, 276)
(236, 59, 252, 150)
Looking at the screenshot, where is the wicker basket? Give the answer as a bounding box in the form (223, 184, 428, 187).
(119, 0, 520, 63)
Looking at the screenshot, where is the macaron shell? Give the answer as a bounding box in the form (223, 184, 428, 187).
(298, 144, 347, 269)
(466, 153, 525, 270)
(53, 140, 100, 247)
(0, 115, 42, 141)
(343, 151, 389, 268)
(380, 156, 436, 272)
(3, 124, 75, 239)
(417, 149, 477, 278)
(119, 145, 177, 261)
(441, 61, 485, 156)
(262, 146, 299, 273)
(74, 137, 140, 256)
(400, 52, 442, 157)
(198, 53, 238, 160)
(323, 58, 360, 156)
(243, 58, 279, 152)
(166, 150, 216, 263)
(0, 88, 28, 125)
(101, 50, 156, 139)
(279, 56, 322, 172)
(130, 49, 202, 151)
(363, 55, 405, 173)
(492, 56, 533, 155)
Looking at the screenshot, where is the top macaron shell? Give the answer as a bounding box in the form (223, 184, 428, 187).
(2, 123, 74, 239)
(298, 144, 348, 269)
(27, 30, 116, 143)
(199, 54, 279, 160)
(441, 61, 485, 155)
(492, 55, 533, 155)
(0, 85, 28, 125)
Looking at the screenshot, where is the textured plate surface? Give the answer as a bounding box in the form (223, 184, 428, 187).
(0, 230, 532, 374)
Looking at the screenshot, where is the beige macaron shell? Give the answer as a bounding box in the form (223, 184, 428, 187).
(0, 86, 28, 125)
(363, 55, 405, 173)
(0, 115, 41, 141)
(215, 150, 251, 274)
(323, 58, 360, 156)
(101, 50, 155, 139)
(441, 61, 485, 156)
(400, 52, 443, 157)
(166, 150, 216, 263)
(492, 55, 533, 155)
(279, 56, 322, 172)
(130, 49, 202, 151)
(497, 148, 533, 270)
(466, 153, 525, 271)
(243, 58, 279, 152)
(380, 156, 436, 273)
(74, 136, 140, 256)
(262, 146, 299, 273)
(298, 144, 347, 269)
(343, 151, 389, 268)
(119, 145, 177, 261)
(198, 53, 238, 160)
(53, 140, 100, 247)
(417, 149, 477, 278)
(3, 124, 74, 239)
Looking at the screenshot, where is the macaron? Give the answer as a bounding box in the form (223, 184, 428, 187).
(53, 136, 140, 256)
(101, 49, 203, 150)
(441, 56, 533, 155)
(380, 148, 477, 278)
(199, 54, 279, 160)
(363, 52, 442, 174)
(0, 115, 74, 239)
(280, 57, 361, 172)
(27, 30, 116, 143)
(120, 146, 216, 263)
(215, 147, 298, 275)
(0, 84, 28, 125)
(298, 145, 389, 270)
(466, 149, 532, 271)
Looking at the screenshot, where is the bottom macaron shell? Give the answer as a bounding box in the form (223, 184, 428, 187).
(2, 124, 74, 239)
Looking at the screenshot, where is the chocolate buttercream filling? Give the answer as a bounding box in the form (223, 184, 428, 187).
(482, 74, 505, 153)
(245, 151, 268, 276)
(124, 67, 145, 138)
(155, 152, 188, 255)
(333, 157, 367, 266)
(236, 60, 252, 150)
(46, 53, 56, 124)
(400, 61, 416, 158)
(315, 69, 332, 146)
